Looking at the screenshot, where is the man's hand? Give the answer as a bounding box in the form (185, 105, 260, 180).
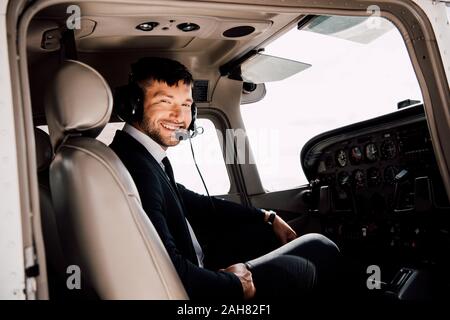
(273, 215, 297, 244)
(263, 210, 297, 245)
(220, 263, 256, 300)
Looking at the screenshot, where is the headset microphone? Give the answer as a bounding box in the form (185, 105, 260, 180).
(175, 124, 204, 141)
(175, 129, 189, 141)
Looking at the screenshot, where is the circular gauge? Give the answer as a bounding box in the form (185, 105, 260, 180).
(337, 171, 350, 187)
(384, 166, 399, 185)
(365, 143, 378, 162)
(381, 139, 397, 160)
(336, 149, 347, 167)
(353, 169, 365, 188)
(367, 167, 382, 187)
(350, 146, 363, 164)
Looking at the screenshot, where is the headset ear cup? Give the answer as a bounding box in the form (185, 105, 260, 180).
(113, 83, 144, 124)
(189, 102, 197, 131)
(113, 85, 132, 123)
(128, 82, 144, 123)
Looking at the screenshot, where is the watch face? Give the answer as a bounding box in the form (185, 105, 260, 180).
(268, 212, 276, 225)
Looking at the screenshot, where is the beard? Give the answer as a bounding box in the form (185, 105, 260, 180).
(140, 114, 179, 148)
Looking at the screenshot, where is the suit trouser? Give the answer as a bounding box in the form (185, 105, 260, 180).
(200, 221, 341, 299)
(246, 233, 341, 299)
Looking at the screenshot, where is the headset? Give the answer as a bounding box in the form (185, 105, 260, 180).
(113, 74, 197, 137)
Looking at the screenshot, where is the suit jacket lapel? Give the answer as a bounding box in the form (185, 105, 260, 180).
(115, 130, 198, 264)
(118, 131, 184, 211)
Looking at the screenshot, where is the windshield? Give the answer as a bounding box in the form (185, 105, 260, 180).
(241, 16, 423, 190)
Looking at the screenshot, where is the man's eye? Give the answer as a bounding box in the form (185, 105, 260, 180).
(182, 104, 191, 108)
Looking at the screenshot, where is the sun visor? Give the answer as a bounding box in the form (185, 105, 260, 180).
(240, 53, 311, 84)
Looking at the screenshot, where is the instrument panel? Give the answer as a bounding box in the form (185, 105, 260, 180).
(320, 131, 402, 186)
(301, 105, 450, 266)
(302, 105, 449, 214)
(316, 120, 443, 213)
(318, 125, 430, 189)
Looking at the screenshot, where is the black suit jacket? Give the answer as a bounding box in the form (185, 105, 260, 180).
(109, 130, 265, 300)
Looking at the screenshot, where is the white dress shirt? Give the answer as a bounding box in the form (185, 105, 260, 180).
(123, 124, 205, 267)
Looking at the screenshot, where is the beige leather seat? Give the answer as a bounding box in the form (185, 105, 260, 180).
(44, 60, 187, 299)
(35, 127, 67, 298)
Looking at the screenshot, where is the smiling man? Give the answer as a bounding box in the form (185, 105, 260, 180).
(109, 57, 340, 300)
(135, 79, 193, 148)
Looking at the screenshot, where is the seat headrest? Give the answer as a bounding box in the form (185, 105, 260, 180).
(34, 127, 53, 172)
(44, 60, 113, 148)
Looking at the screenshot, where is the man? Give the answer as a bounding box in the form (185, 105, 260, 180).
(110, 57, 340, 300)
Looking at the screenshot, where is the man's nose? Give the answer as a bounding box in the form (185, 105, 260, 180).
(170, 104, 183, 120)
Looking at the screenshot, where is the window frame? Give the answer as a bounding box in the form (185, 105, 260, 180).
(197, 107, 251, 199)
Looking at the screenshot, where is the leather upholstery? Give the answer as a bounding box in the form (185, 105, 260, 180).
(35, 128, 67, 298)
(44, 60, 112, 149)
(44, 60, 188, 299)
(35, 127, 53, 172)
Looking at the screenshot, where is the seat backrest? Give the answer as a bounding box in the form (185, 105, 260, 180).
(35, 127, 67, 298)
(44, 60, 187, 299)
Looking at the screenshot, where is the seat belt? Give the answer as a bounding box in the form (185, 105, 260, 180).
(59, 29, 78, 62)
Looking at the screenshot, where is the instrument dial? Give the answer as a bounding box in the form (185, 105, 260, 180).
(336, 149, 347, 167)
(384, 166, 399, 185)
(350, 146, 363, 164)
(353, 169, 365, 188)
(381, 139, 397, 160)
(367, 167, 382, 187)
(337, 171, 350, 187)
(365, 143, 378, 162)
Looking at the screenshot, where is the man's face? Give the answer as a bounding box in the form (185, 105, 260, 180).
(137, 80, 193, 150)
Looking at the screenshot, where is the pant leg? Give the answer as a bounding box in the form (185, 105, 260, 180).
(246, 233, 341, 296)
(202, 221, 341, 298)
(249, 254, 317, 300)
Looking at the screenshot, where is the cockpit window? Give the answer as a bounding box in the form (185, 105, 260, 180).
(241, 15, 423, 191)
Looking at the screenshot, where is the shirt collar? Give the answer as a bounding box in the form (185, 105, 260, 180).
(123, 123, 167, 165)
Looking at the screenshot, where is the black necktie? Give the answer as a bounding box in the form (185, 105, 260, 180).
(162, 157, 181, 198)
(162, 157, 204, 266)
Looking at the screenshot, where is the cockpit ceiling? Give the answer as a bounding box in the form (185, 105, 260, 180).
(29, 2, 302, 55)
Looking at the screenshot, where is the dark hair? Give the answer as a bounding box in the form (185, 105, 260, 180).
(130, 57, 193, 89)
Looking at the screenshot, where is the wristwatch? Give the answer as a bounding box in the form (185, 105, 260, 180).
(267, 211, 277, 226)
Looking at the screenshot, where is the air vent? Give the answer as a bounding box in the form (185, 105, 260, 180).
(223, 26, 255, 38)
(193, 80, 208, 102)
(136, 22, 159, 32)
(177, 22, 200, 32)
(41, 28, 62, 50)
